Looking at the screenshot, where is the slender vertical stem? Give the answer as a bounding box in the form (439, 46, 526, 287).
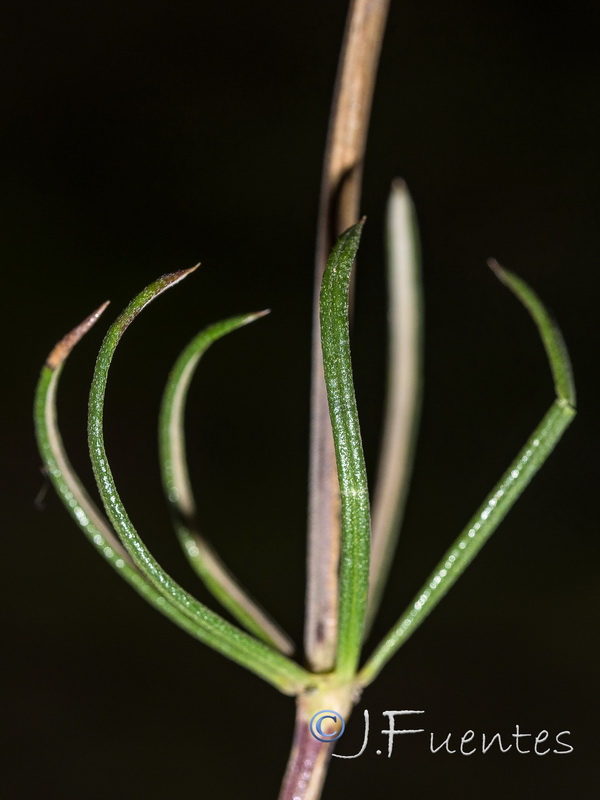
(279, 683, 355, 800)
(278, 698, 334, 800)
(305, 0, 391, 673)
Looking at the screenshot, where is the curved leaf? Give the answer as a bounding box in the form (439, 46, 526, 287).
(159, 313, 294, 654)
(86, 269, 310, 693)
(359, 265, 576, 685)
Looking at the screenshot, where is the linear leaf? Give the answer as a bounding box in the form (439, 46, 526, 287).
(35, 304, 137, 568)
(35, 305, 285, 674)
(359, 267, 576, 685)
(366, 180, 423, 632)
(159, 313, 294, 654)
(87, 268, 310, 694)
(320, 222, 371, 679)
(488, 260, 576, 406)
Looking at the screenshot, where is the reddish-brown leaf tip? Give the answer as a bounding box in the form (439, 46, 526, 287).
(487, 258, 507, 284)
(46, 301, 111, 370)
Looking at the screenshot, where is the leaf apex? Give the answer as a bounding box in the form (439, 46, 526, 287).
(166, 263, 200, 283)
(46, 301, 110, 370)
(487, 257, 504, 278)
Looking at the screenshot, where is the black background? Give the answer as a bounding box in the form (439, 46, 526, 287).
(2, 0, 598, 797)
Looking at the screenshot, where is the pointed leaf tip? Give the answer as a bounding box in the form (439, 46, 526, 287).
(391, 177, 407, 193)
(235, 309, 271, 328)
(160, 263, 200, 287)
(46, 301, 111, 370)
(250, 308, 271, 320)
(488, 258, 576, 408)
(234, 309, 271, 329)
(487, 258, 506, 282)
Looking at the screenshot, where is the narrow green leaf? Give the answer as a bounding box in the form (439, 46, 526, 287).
(320, 221, 371, 679)
(488, 260, 576, 406)
(366, 180, 423, 632)
(34, 305, 284, 676)
(159, 313, 295, 655)
(87, 268, 311, 694)
(359, 268, 576, 686)
(34, 303, 137, 570)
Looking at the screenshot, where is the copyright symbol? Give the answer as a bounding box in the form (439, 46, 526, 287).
(309, 710, 346, 742)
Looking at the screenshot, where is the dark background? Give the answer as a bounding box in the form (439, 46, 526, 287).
(2, 0, 598, 797)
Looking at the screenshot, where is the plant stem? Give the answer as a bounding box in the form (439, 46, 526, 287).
(305, 0, 390, 674)
(279, 682, 356, 800)
(278, 698, 334, 800)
